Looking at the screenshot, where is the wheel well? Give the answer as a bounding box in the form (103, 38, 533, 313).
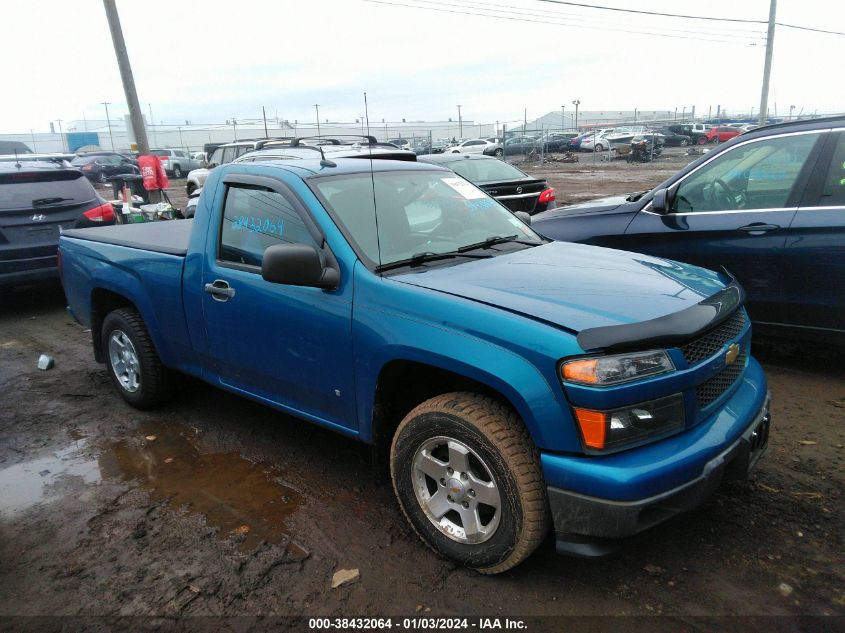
(370, 360, 516, 473)
(90, 288, 136, 362)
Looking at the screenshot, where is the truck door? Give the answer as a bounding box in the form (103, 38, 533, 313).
(623, 130, 824, 326)
(200, 176, 357, 432)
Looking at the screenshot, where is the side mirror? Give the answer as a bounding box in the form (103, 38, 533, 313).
(261, 244, 339, 289)
(651, 188, 670, 214)
(515, 211, 531, 225)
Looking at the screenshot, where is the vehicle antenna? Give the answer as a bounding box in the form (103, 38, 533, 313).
(364, 91, 382, 267)
(318, 145, 336, 168)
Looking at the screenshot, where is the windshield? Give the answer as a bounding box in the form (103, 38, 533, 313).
(150, 150, 171, 156)
(447, 159, 526, 183)
(311, 170, 541, 268)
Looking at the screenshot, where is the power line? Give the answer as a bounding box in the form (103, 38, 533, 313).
(776, 22, 845, 37)
(361, 0, 764, 45)
(533, 0, 767, 24)
(421, 0, 765, 40)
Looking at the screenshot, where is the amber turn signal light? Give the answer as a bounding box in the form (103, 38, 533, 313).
(573, 407, 607, 449)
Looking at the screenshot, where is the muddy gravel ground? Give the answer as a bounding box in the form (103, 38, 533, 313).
(0, 163, 843, 631)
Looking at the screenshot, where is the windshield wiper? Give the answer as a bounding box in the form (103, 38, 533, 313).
(375, 250, 491, 273)
(32, 197, 73, 207)
(625, 190, 650, 202)
(456, 234, 542, 253)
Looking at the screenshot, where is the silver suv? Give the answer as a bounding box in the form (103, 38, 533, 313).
(150, 149, 201, 179)
(185, 140, 267, 194)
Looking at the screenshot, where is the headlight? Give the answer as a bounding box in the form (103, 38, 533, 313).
(572, 393, 686, 452)
(561, 350, 674, 386)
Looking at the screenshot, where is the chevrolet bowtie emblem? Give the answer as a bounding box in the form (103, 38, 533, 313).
(725, 343, 740, 365)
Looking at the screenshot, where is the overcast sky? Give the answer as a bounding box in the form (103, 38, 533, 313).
(3, 0, 844, 133)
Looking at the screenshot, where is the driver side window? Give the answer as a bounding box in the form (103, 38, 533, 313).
(672, 133, 819, 213)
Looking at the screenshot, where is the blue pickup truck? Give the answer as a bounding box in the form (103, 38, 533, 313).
(59, 155, 771, 573)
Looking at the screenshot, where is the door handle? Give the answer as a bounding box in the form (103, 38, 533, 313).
(737, 223, 780, 235)
(204, 279, 236, 302)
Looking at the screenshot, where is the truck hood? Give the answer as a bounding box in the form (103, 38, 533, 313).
(393, 241, 728, 334)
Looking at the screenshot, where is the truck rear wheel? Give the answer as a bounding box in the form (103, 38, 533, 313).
(101, 308, 175, 409)
(390, 392, 549, 574)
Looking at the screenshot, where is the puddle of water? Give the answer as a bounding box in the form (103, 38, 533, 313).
(99, 423, 303, 551)
(0, 439, 100, 518)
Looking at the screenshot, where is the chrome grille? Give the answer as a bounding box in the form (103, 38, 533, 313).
(696, 347, 747, 409)
(680, 310, 746, 366)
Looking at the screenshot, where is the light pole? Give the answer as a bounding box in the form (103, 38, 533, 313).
(231, 117, 238, 141)
(314, 104, 321, 137)
(457, 105, 462, 139)
(572, 100, 580, 131)
(148, 103, 158, 148)
(29, 129, 37, 152)
(789, 104, 795, 120)
(56, 119, 65, 152)
(177, 126, 184, 152)
(561, 105, 565, 131)
(101, 101, 114, 150)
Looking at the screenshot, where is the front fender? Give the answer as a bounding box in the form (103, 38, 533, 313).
(351, 267, 582, 451)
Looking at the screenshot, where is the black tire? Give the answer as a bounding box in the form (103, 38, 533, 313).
(679, 138, 689, 146)
(697, 136, 708, 145)
(173, 165, 184, 178)
(494, 148, 503, 157)
(101, 308, 176, 409)
(186, 182, 196, 196)
(98, 171, 108, 184)
(391, 392, 549, 574)
(594, 144, 604, 152)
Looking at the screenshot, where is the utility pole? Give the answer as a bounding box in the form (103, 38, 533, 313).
(232, 118, 238, 141)
(561, 105, 565, 131)
(29, 129, 37, 152)
(457, 105, 462, 138)
(177, 126, 184, 152)
(314, 104, 321, 137)
(523, 108, 527, 132)
(758, 0, 777, 126)
(101, 102, 114, 150)
(103, 0, 149, 153)
(572, 100, 580, 131)
(262, 106, 269, 138)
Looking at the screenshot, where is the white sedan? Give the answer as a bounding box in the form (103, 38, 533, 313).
(444, 139, 499, 154)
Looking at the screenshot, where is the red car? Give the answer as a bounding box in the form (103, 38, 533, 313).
(706, 126, 742, 143)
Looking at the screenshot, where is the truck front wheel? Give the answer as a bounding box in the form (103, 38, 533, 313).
(390, 392, 549, 574)
(101, 308, 175, 409)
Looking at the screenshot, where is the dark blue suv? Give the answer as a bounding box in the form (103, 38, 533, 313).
(533, 116, 845, 345)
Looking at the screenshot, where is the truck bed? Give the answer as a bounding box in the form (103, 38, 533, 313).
(62, 219, 193, 256)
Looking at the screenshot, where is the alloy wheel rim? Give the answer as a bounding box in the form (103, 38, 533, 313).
(411, 436, 502, 544)
(108, 330, 141, 393)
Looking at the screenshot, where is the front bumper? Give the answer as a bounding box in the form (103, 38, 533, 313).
(544, 381, 771, 556)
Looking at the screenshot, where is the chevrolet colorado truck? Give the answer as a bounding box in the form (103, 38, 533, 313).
(59, 155, 771, 573)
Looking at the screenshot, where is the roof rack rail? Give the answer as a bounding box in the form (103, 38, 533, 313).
(288, 134, 380, 147)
